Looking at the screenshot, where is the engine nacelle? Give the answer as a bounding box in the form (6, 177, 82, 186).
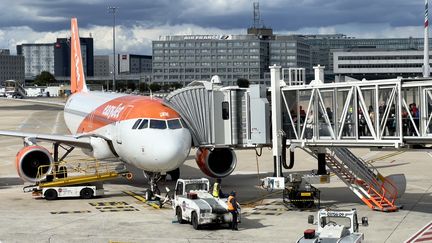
(16, 145, 54, 183)
(82, 137, 116, 159)
(195, 147, 237, 178)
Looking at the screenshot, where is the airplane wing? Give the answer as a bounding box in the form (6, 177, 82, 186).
(0, 130, 92, 149)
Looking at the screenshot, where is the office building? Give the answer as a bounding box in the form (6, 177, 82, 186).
(152, 31, 310, 85)
(94, 55, 110, 77)
(303, 34, 429, 79)
(17, 44, 54, 79)
(333, 50, 432, 80)
(0, 49, 25, 83)
(117, 54, 152, 74)
(54, 37, 94, 77)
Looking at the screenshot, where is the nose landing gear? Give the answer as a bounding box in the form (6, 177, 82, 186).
(143, 171, 162, 201)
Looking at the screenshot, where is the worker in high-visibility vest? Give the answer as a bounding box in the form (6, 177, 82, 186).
(227, 191, 239, 231)
(212, 178, 222, 198)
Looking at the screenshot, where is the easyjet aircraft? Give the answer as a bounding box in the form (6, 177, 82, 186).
(0, 18, 193, 198)
(0, 18, 238, 198)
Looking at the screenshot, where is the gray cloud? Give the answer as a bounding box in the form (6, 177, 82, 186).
(0, 0, 428, 54)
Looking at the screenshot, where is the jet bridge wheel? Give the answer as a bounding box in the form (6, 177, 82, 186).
(80, 187, 94, 199)
(191, 211, 200, 230)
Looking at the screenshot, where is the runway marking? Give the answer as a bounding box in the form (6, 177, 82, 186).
(405, 221, 432, 243)
(50, 210, 92, 214)
(51, 111, 62, 134)
(89, 201, 140, 212)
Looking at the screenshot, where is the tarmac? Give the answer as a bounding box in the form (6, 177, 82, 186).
(0, 98, 431, 243)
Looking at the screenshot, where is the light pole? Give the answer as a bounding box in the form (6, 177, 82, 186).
(108, 6, 118, 91)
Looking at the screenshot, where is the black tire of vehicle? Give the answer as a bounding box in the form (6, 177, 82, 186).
(44, 189, 58, 200)
(192, 212, 200, 230)
(80, 188, 94, 199)
(176, 207, 185, 224)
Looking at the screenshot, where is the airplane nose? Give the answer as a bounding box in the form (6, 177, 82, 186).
(149, 130, 191, 171)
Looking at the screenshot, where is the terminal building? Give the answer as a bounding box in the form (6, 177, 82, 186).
(0, 49, 25, 84)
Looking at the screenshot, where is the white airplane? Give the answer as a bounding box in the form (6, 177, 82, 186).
(0, 18, 237, 198)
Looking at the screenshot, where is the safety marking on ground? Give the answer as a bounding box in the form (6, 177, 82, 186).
(50, 210, 92, 214)
(89, 201, 139, 212)
(366, 151, 405, 163)
(242, 200, 288, 216)
(240, 190, 283, 208)
(123, 191, 162, 209)
(405, 221, 432, 243)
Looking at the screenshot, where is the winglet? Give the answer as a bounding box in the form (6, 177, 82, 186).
(70, 18, 88, 93)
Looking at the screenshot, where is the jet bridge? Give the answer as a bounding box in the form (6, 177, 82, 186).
(164, 78, 271, 148)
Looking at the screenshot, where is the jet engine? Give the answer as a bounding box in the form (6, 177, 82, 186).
(195, 147, 237, 178)
(15, 146, 54, 183)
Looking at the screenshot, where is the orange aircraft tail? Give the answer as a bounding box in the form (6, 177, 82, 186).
(70, 18, 88, 93)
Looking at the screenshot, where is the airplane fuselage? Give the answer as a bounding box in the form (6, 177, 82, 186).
(64, 91, 192, 172)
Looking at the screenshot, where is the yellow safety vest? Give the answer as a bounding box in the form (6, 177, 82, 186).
(212, 182, 220, 198)
(227, 195, 235, 211)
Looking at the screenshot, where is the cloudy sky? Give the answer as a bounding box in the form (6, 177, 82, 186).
(0, 0, 427, 55)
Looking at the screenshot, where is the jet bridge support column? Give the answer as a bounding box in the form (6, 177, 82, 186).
(270, 65, 283, 177)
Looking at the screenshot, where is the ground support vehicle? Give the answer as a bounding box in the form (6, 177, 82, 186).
(23, 159, 130, 200)
(40, 184, 104, 200)
(173, 178, 240, 230)
(297, 208, 368, 243)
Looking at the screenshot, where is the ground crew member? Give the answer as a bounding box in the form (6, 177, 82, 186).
(227, 191, 239, 231)
(212, 178, 222, 198)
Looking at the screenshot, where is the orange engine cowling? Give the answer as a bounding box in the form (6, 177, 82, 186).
(195, 147, 237, 178)
(15, 146, 54, 183)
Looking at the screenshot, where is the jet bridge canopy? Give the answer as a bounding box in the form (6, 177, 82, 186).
(277, 72, 432, 148)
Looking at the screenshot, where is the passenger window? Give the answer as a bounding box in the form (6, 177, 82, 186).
(168, 119, 182, 129)
(222, 101, 229, 120)
(138, 119, 148, 129)
(132, 119, 142, 129)
(150, 119, 167, 129)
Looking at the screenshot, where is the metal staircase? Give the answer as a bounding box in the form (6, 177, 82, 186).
(326, 148, 399, 212)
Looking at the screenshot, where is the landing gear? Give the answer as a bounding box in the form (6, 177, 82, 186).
(143, 171, 162, 201)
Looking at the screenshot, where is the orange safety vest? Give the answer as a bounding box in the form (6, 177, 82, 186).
(227, 195, 235, 211)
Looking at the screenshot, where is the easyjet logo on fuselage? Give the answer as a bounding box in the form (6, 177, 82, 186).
(102, 103, 126, 119)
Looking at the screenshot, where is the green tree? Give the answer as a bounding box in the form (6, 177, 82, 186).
(171, 82, 183, 90)
(139, 82, 149, 92)
(149, 82, 161, 92)
(34, 71, 56, 86)
(237, 78, 250, 88)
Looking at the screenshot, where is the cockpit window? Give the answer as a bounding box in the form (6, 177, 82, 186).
(150, 119, 167, 129)
(138, 119, 149, 129)
(132, 119, 142, 129)
(168, 119, 182, 129)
